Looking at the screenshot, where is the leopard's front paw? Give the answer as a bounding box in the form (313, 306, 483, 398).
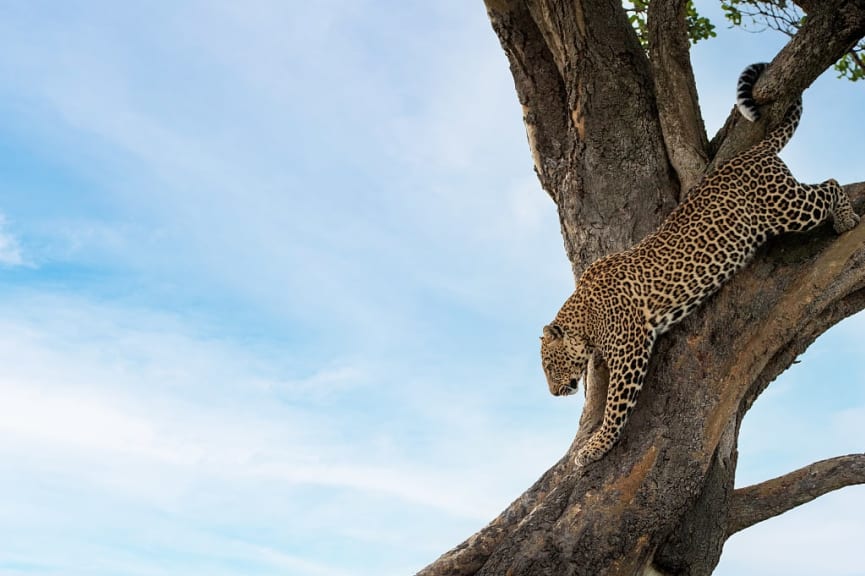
(575, 444, 604, 468)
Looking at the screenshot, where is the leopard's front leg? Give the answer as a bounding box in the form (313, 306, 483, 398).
(576, 331, 655, 467)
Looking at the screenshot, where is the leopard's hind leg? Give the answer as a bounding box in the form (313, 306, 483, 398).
(823, 179, 860, 233)
(770, 178, 858, 235)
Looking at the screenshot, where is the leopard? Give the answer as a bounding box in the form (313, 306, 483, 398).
(540, 62, 860, 468)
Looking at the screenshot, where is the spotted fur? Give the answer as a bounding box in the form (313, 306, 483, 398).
(541, 63, 859, 467)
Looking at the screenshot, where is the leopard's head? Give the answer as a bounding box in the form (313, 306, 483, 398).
(540, 323, 589, 397)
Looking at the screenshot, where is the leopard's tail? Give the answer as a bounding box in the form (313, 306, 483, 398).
(736, 61, 802, 154)
(736, 62, 768, 121)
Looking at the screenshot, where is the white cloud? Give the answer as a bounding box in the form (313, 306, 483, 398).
(0, 291, 571, 530)
(0, 214, 25, 266)
(0, 341, 558, 523)
(0, 383, 165, 458)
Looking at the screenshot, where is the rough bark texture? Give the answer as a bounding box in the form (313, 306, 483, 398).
(647, 0, 708, 193)
(485, 0, 678, 279)
(419, 1, 865, 574)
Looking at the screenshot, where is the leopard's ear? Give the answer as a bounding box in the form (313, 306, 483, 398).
(542, 323, 565, 339)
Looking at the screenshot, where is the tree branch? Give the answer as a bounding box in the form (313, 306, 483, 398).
(647, 0, 709, 194)
(752, 0, 865, 101)
(485, 0, 678, 277)
(709, 0, 865, 166)
(726, 454, 865, 536)
(484, 0, 570, 202)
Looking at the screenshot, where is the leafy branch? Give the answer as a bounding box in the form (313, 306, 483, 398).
(625, 0, 716, 47)
(722, 0, 865, 81)
(624, 0, 864, 81)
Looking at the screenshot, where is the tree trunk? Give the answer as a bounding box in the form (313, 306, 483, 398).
(419, 1, 865, 574)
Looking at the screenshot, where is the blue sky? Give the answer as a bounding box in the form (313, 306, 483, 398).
(0, 2, 862, 575)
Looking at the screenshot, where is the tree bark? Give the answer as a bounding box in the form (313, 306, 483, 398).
(647, 0, 708, 193)
(485, 0, 678, 279)
(419, 1, 865, 574)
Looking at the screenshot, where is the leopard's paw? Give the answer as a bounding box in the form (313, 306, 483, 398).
(834, 211, 860, 234)
(575, 444, 604, 468)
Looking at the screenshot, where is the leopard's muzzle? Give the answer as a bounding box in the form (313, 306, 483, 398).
(556, 378, 579, 396)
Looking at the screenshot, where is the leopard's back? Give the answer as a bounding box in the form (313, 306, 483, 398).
(580, 65, 805, 338)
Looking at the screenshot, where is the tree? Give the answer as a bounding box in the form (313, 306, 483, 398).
(418, 1, 865, 574)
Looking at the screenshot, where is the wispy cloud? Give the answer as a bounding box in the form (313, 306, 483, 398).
(0, 214, 25, 266)
(0, 291, 575, 574)
(2, 2, 860, 575)
(0, 291, 569, 511)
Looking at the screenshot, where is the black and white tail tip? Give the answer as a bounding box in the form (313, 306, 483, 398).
(736, 62, 769, 122)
